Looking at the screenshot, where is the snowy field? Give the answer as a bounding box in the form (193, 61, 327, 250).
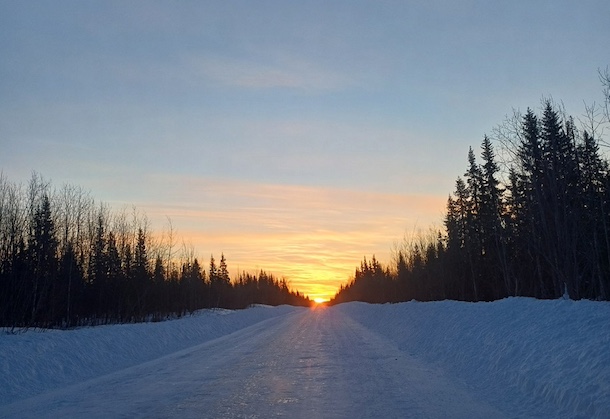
(1, 298, 609, 418)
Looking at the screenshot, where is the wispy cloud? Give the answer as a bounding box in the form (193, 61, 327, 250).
(100, 51, 353, 96)
(186, 53, 353, 91)
(129, 176, 446, 300)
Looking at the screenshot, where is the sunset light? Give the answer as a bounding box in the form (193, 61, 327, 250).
(1, 2, 608, 417)
(1, 1, 607, 305)
(2, 0, 604, 303)
(132, 178, 447, 300)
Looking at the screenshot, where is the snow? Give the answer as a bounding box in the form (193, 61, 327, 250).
(0, 305, 296, 406)
(1, 298, 609, 418)
(337, 298, 610, 418)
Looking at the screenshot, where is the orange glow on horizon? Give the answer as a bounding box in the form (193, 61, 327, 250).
(129, 177, 447, 302)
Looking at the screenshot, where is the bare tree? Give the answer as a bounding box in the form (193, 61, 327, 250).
(601, 66, 610, 123)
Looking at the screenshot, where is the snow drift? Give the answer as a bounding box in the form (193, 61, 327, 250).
(337, 298, 610, 418)
(0, 305, 297, 406)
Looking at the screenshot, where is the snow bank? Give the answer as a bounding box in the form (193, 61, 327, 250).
(336, 298, 610, 418)
(0, 305, 299, 406)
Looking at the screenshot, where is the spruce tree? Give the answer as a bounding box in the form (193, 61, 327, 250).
(28, 194, 58, 325)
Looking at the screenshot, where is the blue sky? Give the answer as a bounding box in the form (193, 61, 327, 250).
(1, 1, 608, 299)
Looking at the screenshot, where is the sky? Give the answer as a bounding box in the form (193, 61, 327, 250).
(1, 1, 609, 301)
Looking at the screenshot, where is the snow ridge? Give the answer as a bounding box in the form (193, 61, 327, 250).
(0, 305, 298, 406)
(337, 298, 610, 418)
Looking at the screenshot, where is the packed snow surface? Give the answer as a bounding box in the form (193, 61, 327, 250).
(1, 298, 609, 418)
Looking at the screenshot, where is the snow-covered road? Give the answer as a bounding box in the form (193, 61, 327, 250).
(4, 306, 503, 418)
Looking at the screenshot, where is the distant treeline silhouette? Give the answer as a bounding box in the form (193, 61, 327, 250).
(0, 174, 310, 330)
(333, 72, 610, 304)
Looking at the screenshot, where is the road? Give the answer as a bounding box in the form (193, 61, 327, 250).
(2, 306, 505, 418)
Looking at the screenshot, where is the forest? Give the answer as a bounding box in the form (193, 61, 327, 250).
(3, 71, 610, 328)
(332, 70, 610, 305)
(0, 174, 310, 330)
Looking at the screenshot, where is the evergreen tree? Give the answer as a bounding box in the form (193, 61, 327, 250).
(27, 194, 58, 325)
(575, 130, 610, 299)
(58, 241, 83, 326)
(208, 254, 217, 283)
(515, 108, 548, 297)
(219, 253, 230, 284)
(132, 228, 151, 318)
(478, 136, 506, 299)
(540, 101, 580, 297)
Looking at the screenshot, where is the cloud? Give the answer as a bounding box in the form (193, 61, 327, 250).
(95, 51, 353, 100)
(128, 176, 447, 300)
(187, 53, 353, 91)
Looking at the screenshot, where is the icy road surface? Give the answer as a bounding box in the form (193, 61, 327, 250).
(3, 306, 505, 418)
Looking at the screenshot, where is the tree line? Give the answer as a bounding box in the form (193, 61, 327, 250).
(332, 72, 610, 305)
(0, 174, 310, 330)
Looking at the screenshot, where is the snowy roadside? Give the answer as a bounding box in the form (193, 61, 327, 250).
(337, 298, 610, 418)
(0, 305, 300, 406)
